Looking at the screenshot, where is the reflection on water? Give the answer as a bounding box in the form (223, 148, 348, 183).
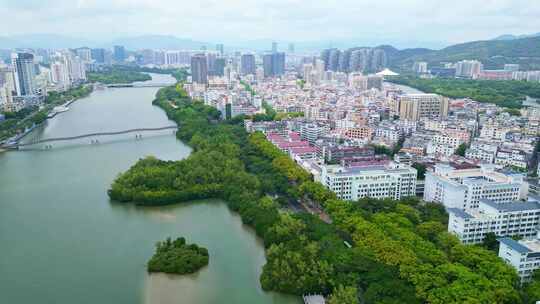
(0, 73, 300, 304)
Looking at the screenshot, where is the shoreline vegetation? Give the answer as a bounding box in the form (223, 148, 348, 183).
(87, 65, 152, 84)
(0, 85, 93, 142)
(108, 81, 539, 303)
(388, 76, 540, 109)
(147, 237, 209, 275)
(106, 64, 190, 83)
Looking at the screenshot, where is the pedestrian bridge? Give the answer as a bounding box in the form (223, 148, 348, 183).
(6, 126, 178, 149)
(106, 83, 173, 88)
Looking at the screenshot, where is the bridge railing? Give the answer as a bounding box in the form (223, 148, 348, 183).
(12, 126, 178, 147)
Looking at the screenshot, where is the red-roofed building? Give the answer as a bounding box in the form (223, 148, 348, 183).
(289, 146, 318, 160)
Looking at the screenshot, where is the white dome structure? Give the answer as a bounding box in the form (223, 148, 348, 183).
(376, 68, 399, 76)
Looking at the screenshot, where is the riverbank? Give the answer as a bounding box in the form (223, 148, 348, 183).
(0, 72, 301, 304)
(0, 85, 93, 143)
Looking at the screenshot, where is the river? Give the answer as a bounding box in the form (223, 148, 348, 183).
(0, 73, 300, 304)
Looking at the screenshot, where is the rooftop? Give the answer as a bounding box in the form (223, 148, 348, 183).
(448, 208, 474, 220)
(480, 199, 540, 213)
(499, 238, 531, 254)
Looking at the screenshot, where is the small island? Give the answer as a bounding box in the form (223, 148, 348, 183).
(147, 237, 209, 275)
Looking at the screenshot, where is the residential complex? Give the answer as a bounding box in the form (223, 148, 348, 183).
(396, 94, 449, 121)
(499, 236, 540, 283)
(448, 198, 540, 244)
(424, 163, 526, 211)
(319, 162, 417, 201)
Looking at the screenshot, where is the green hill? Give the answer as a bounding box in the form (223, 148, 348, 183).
(391, 36, 540, 70)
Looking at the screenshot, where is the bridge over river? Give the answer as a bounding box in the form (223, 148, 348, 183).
(4, 126, 178, 149)
(106, 83, 172, 88)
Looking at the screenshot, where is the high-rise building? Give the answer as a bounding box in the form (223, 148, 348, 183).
(328, 49, 341, 72)
(75, 47, 92, 62)
(113, 45, 126, 63)
(272, 52, 285, 76)
(397, 94, 449, 121)
(263, 54, 273, 78)
(303, 63, 313, 82)
(216, 44, 224, 56)
(140, 49, 155, 65)
(272, 42, 278, 53)
(288, 43, 295, 53)
(50, 61, 70, 90)
(349, 49, 370, 72)
(206, 53, 217, 75)
(91, 48, 106, 64)
(263, 52, 285, 77)
(322, 47, 387, 73)
(214, 58, 226, 77)
(191, 54, 208, 84)
(412, 61, 428, 74)
(241, 54, 256, 75)
(11, 53, 37, 96)
(0, 66, 14, 112)
(455, 60, 483, 78)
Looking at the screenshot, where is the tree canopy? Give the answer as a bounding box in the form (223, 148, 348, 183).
(108, 83, 526, 303)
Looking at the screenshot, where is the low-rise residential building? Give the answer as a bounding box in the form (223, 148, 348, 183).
(494, 149, 528, 169)
(498, 234, 540, 283)
(448, 198, 540, 244)
(320, 162, 417, 201)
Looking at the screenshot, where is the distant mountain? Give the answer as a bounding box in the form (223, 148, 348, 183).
(106, 35, 209, 50)
(0, 34, 210, 51)
(0, 34, 95, 49)
(493, 32, 540, 40)
(391, 36, 540, 70)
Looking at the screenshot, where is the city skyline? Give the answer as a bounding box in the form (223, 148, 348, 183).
(1, 0, 540, 49)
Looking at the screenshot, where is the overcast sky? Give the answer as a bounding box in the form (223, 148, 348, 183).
(1, 0, 540, 47)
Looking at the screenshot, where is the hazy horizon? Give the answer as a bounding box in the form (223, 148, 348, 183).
(1, 0, 540, 49)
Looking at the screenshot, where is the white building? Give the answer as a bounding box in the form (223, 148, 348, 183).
(448, 198, 540, 244)
(499, 234, 540, 283)
(494, 149, 528, 169)
(374, 126, 401, 142)
(424, 163, 526, 211)
(466, 145, 497, 163)
(426, 142, 456, 156)
(50, 62, 71, 91)
(412, 61, 428, 74)
(455, 60, 483, 78)
(397, 94, 449, 121)
(320, 162, 417, 201)
(480, 124, 510, 140)
(300, 123, 329, 145)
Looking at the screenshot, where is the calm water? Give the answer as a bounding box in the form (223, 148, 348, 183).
(0, 74, 300, 304)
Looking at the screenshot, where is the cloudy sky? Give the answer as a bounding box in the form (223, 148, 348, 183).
(1, 0, 540, 48)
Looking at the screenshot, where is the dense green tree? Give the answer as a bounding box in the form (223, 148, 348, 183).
(389, 76, 540, 109)
(455, 143, 467, 156)
(482, 232, 499, 252)
(147, 237, 209, 274)
(87, 66, 152, 84)
(328, 285, 359, 304)
(108, 83, 528, 302)
(412, 162, 427, 180)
